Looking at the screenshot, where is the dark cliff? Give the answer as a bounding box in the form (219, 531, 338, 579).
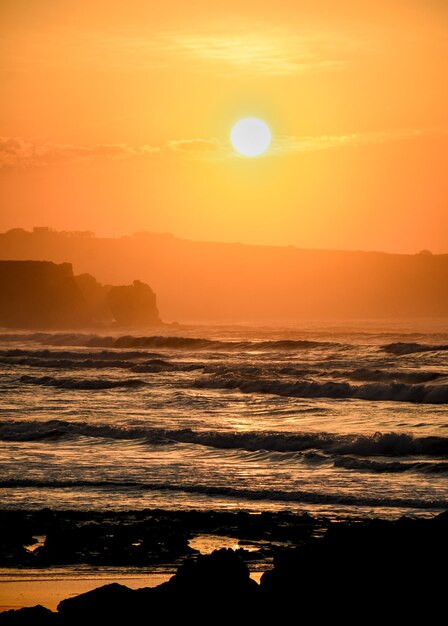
(0, 261, 89, 328)
(0, 260, 161, 329)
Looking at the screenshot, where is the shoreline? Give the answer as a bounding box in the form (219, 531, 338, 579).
(1, 507, 447, 619)
(0, 567, 266, 612)
(0, 571, 173, 612)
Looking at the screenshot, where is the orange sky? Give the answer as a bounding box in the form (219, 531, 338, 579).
(1, 0, 447, 252)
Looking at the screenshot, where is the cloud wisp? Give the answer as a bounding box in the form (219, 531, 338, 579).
(4, 25, 357, 77)
(0, 138, 160, 169)
(0, 128, 444, 169)
(162, 28, 350, 76)
(271, 128, 446, 156)
(0, 136, 222, 169)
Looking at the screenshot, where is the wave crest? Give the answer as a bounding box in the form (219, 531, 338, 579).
(2, 420, 448, 458)
(193, 376, 448, 404)
(19, 375, 147, 390)
(0, 477, 445, 510)
(0, 332, 342, 351)
(384, 342, 448, 355)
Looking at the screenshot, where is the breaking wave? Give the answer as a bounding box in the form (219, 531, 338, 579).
(384, 342, 448, 355)
(193, 376, 448, 404)
(0, 349, 162, 360)
(3, 357, 200, 373)
(2, 420, 448, 458)
(333, 368, 445, 384)
(18, 375, 147, 390)
(0, 332, 343, 352)
(0, 477, 446, 510)
(333, 456, 448, 474)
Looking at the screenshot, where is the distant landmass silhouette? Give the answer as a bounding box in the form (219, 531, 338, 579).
(0, 228, 447, 321)
(0, 259, 161, 329)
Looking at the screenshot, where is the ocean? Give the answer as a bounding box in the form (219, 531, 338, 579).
(1, 321, 447, 519)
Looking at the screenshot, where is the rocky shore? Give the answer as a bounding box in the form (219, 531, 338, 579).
(0, 508, 446, 621)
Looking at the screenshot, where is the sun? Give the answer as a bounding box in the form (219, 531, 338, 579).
(230, 118, 271, 157)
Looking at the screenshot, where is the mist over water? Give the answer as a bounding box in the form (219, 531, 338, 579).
(1, 321, 447, 518)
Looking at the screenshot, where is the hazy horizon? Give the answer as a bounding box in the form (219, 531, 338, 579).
(3, 225, 448, 256)
(1, 226, 447, 323)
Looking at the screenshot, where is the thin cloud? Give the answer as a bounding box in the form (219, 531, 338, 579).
(0, 137, 220, 169)
(3, 23, 362, 77)
(163, 28, 351, 76)
(271, 128, 446, 155)
(1, 128, 444, 169)
(0, 138, 159, 169)
(167, 139, 219, 153)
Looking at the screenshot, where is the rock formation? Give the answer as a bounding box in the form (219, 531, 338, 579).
(106, 280, 160, 327)
(0, 261, 89, 328)
(0, 260, 161, 329)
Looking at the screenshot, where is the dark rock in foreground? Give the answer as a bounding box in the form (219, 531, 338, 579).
(155, 548, 259, 595)
(0, 508, 315, 567)
(57, 583, 137, 623)
(0, 605, 58, 626)
(1, 510, 447, 622)
(55, 550, 257, 623)
(261, 510, 448, 596)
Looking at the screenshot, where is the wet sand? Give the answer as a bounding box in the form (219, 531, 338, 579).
(0, 569, 265, 611)
(0, 572, 170, 612)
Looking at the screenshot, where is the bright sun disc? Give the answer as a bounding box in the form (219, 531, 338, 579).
(230, 118, 271, 157)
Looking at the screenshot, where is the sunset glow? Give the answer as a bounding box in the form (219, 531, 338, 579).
(0, 0, 447, 252)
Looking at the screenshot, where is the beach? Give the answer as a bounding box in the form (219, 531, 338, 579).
(0, 322, 447, 614)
